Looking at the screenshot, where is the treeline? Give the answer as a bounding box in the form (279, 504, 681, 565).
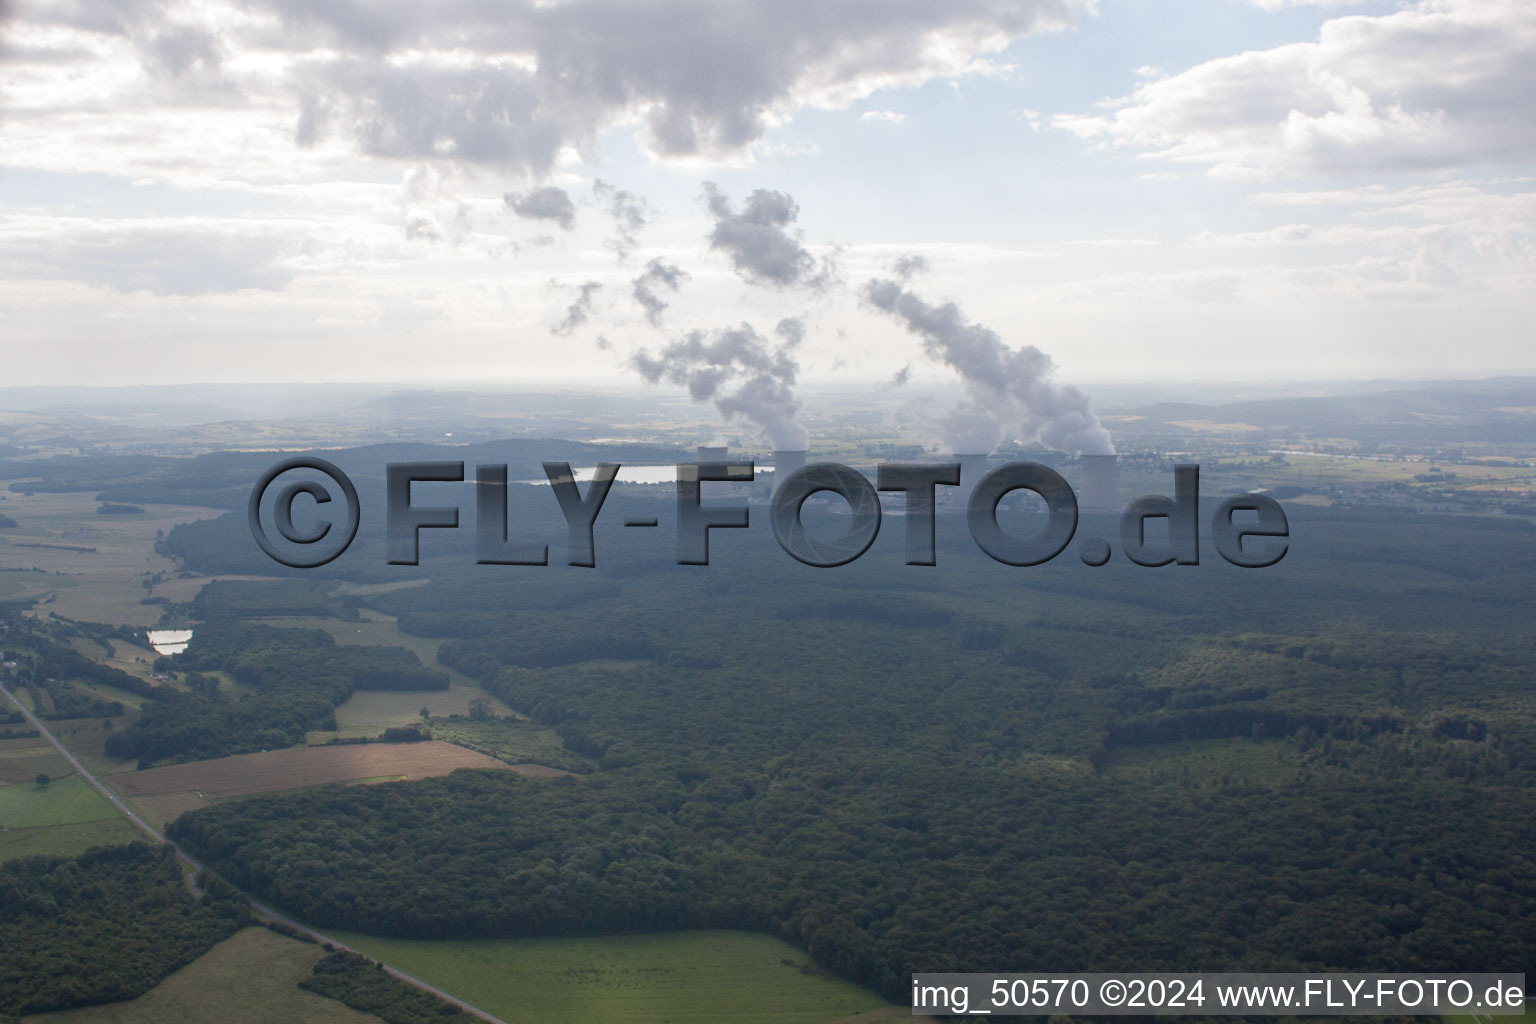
(23, 678, 124, 720)
(170, 765, 1536, 1002)
(1100, 708, 1404, 751)
(300, 951, 469, 1023)
(106, 620, 448, 766)
(0, 843, 249, 1016)
(189, 578, 356, 620)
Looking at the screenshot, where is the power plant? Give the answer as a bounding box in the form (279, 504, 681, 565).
(1080, 453, 1119, 515)
(955, 453, 990, 510)
(696, 444, 728, 462)
(771, 449, 807, 495)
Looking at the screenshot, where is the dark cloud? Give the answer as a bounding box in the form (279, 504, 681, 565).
(862, 277, 1112, 454)
(504, 186, 577, 230)
(632, 258, 688, 325)
(554, 280, 603, 334)
(630, 317, 808, 448)
(703, 183, 833, 290)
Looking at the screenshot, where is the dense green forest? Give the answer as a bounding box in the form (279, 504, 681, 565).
(106, 620, 450, 766)
(0, 843, 249, 1017)
(167, 503, 1536, 1002)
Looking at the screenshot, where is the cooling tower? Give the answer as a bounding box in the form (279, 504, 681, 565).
(772, 449, 807, 495)
(1080, 453, 1119, 515)
(955, 453, 990, 510)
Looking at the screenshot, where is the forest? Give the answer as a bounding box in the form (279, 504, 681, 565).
(0, 843, 249, 1017)
(164, 501, 1536, 1003)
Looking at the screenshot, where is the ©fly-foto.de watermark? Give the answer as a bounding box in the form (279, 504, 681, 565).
(248, 458, 1290, 570)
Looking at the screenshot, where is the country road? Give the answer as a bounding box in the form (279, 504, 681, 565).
(1, 680, 514, 1024)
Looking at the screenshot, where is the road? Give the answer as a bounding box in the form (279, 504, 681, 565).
(1, 680, 513, 1024)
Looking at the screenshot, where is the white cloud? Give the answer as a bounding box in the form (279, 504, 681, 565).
(2, 0, 1091, 185)
(1057, 0, 1536, 178)
(861, 110, 907, 124)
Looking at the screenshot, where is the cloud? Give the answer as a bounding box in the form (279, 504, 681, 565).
(632, 258, 688, 325)
(553, 280, 602, 334)
(0, 219, 293, 296)
(1056, 0, 1536, 178)
(703, 183, 834, 289)
(862, 276, 1113, 454)
(26, 0, 1087, 177)
(594, 180, 648, 259)
(504, 186, 576, 230)
(630, 318, 808, 448)
(861, 110, 906, 125)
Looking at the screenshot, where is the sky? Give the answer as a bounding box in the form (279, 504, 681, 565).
(2, 0, 1534, 411)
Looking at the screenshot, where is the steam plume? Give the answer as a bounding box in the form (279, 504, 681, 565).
(703, 183, 833, 290)
(633, 258, 688, 326)
(631, 318, 808, 449)
(862, 277, 1113, 454)
(554, 280, 602, 334)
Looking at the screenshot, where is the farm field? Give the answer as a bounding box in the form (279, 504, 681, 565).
(324, 928, 894, 1024)
(0, 815, 142, 862)
(107, 740, 513, 800)
(41, 717, 141, 777)
(20, 926, 388, 1024)
(0, 734, 74, 784)
(318, 684, 514, 742)
(0, 486, 224, 626)
(0, 775, 119, 828)
(0, 755, 142, 863)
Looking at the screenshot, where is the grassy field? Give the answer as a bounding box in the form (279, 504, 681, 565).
(0, 486, 224, 626)
(325, 929, 893, 1024)
(21, 926, 388, 1024)
(319, 684, 515, 742)
(0, 815, 143, 862)
(427, 715, 591, 773)
(41, 718, 141, 778)
(0, 766, 143, 863)
(0, 735, 74, 784)
(1448, 1006, 1532, 1024)
(0, 775, 120, 828)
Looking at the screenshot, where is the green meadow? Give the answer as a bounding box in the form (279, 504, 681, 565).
(0, 774, 139, 863)
(324, 929, 893, 1024)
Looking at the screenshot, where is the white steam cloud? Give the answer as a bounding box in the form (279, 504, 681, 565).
(505, 186, 576, 230)
(703, 183, 834, 290)
(554, 280, 603, 334)
(633, 258, 689, 326)
(631, 318, 809, 449)
(862, 277, 1114, 454)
